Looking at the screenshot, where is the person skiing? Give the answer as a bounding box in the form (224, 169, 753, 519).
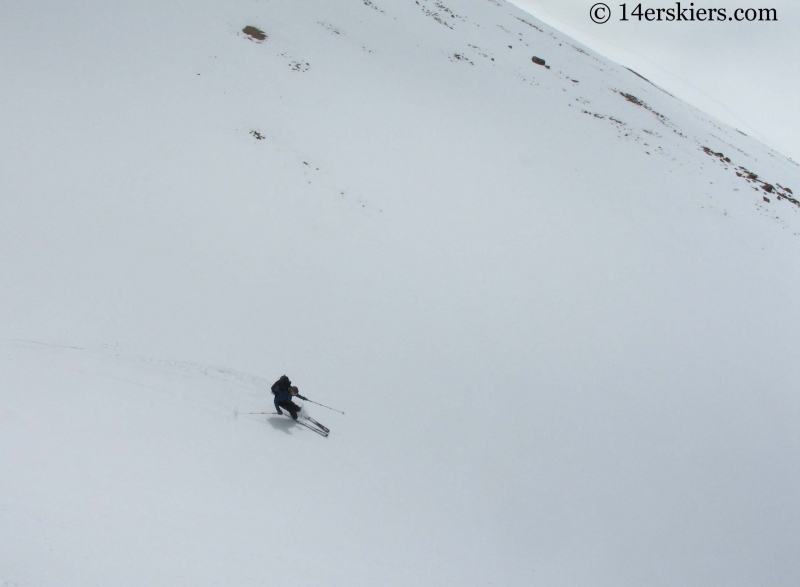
(271, 375, 305, 420)
(266, 376, 332, 437)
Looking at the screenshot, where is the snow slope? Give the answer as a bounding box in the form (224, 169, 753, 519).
(2, 1, 799, 585)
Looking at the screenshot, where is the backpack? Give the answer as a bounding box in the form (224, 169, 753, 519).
(271, 375, 291, 396)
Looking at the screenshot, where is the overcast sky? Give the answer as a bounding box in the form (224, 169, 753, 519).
(509, 0, 800, 161)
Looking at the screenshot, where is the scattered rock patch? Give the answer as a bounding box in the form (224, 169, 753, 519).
(702, 146, 798, 206)
(363, 0, 384, 12)
(515, 17, 543, 32)
(616, 91, 666, 123)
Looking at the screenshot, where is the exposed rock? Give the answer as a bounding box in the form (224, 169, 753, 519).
(242, 26, 267, 42)
(531, 56, 550, 69)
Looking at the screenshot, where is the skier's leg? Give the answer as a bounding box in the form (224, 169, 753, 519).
(278, 401, 299, 420)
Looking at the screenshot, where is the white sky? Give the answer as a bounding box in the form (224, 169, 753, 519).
(509, 0, 800, 161)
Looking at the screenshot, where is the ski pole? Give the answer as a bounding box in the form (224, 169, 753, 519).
(244, 411, 280, 415)
(298, 397, 344, 415)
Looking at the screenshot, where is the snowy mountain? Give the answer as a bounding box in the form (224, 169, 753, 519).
(2, 1, 798, 586)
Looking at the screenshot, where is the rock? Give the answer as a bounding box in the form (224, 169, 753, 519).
(243, 26, 267, 42)
(531, 56, 550, 69)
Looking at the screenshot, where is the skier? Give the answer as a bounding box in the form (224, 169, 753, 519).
(271, 375, 304, 420)
(266, 375, 332, 437)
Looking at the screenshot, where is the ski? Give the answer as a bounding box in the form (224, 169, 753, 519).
(295, 419, 329, 437)
(242, 409, 329, 437)
(303, 416, 330, 433)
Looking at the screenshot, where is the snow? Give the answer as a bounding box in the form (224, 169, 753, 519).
(1, 1, 799, 585)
